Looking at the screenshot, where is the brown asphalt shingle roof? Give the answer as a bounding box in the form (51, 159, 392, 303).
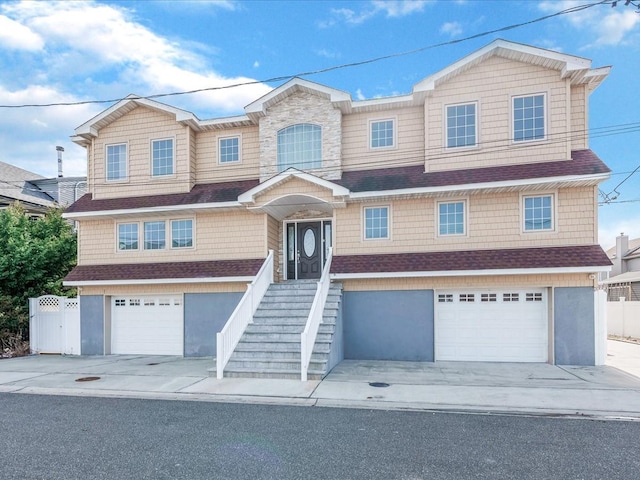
(330, 245, 611, 275)
(65, 150, 608, 214)
(337, 149, 609, 192)
(64, 178, 260, 214)
(64, 258, 264, 283)
(66, 245, 610, 283)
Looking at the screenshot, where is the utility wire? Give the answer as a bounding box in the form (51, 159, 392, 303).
(0, 0, 611, 109)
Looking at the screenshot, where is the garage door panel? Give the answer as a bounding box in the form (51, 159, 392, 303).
(111, 296, 183, 356)
(435, 289, 548, 363)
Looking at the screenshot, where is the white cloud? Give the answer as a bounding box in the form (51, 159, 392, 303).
(321, 0, 430, 26)
(355, 88, 366, 101)
(539, 1, 640, 47)
(253, 60, 260, 68)
(372, 0, 431, 18)
(1, 1, 271, 114)
(315, 48, 340, 59)
(0, 14, 43, 50)
(440, 21, 462, 37)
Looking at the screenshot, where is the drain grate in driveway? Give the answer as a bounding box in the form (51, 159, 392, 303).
(369, 382, 390, 388)
(75, 376, 101, 382)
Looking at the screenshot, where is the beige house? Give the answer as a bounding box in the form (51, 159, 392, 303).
(64, 40, 612, 376)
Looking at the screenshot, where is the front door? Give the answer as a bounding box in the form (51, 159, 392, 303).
(286, 220, 332, 280)
(297, 222, 321, 279)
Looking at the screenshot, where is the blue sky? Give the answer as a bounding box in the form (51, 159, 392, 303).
(0, 0, 639, 248)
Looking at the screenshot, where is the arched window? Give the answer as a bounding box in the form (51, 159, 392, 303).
(277, 124, 322, 171)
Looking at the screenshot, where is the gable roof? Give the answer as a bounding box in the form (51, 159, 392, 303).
(245, 78, 352, 120)
(413, 39, 610, 95)
(0, 160, 54, 210)
(331, 245, 611, 278)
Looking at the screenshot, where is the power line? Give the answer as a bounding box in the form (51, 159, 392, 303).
(0, 0, 611, 110)
(3, 119, 639, 194)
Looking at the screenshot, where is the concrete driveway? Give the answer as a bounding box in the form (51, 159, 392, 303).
(0, 340, 639, 418)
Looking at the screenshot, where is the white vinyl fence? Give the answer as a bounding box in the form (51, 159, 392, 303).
(29, 295, 80, 355)
(607, 299, 640, 339)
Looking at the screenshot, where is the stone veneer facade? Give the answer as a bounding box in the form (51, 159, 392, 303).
(258, 90, 342, 181)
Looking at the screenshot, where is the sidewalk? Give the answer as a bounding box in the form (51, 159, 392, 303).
(1, 340, 639, 419)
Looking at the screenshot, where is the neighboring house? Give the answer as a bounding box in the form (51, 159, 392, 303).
(63, 39, 612, 373)
(0, 158, 87, 215)
(603, 234, 640, 301)
(0, 161, 55, 215)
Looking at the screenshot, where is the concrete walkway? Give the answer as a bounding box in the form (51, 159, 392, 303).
(0, 340, 639, 419)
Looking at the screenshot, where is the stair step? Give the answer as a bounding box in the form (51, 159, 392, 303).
(234, 343, 331, 354)
(223, 367, 325, 380)
(238, 332, 333, 343)
(230, 351, 329, 361)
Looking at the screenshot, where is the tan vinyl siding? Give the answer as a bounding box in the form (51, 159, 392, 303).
(78, 209, 265, 265)
(92, 106, 193, 200)
(425, 56, 570, 172)
(341, 273, 593, 291)
(342, 106, 424, 171)
(335, 187, 596, 255)
(254, 177, 337, 207)
(79, 282, 248, 296)
(196, 126, 260, 183)
(189, 126, 197, 188)
(570, 85, 588, 151)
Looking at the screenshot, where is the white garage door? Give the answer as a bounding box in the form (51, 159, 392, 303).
(111, 296, 183, 355)
(435, 289, 548, 362)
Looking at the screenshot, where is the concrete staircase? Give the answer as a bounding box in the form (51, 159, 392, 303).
(223, 280, 342, 380)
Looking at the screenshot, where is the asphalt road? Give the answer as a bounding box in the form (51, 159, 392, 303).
(1, 393, 639, 480)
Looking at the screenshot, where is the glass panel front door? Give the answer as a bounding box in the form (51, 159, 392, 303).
(286, 220, 332, 280)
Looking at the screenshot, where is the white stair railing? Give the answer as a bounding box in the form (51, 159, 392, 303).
(216, 250, 274, 379)
(301, 248, 333, 381)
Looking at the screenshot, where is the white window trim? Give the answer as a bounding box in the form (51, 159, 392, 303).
(218, 134, 242, 165)
(435, 198, 468, 238)
(116, 218, 196, 252)
(520, 191, 557, 234)
(362, 204, 391, 241)
(444, 102, 479, 151)
(105, 142, 129, 183)
(115, 221, 139, 252)
(511, 92, 548, 144)
(170, 217, 196, 250)
(150, 137, 176, 178)
(368, 117, 397, 151)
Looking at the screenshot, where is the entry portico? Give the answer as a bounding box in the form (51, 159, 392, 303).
(239, 169, 348, 280)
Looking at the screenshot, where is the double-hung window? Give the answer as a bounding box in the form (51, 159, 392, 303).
(219, 136, 240, 164)
(438, 201, 466, 236)
(117, 223, 138, 251)
(171, 219, 193, 248)
(370, 119, 395, 149)
(513, 94, 545, 142)
(364, 206, 389, 240)
(277, 124, 322, 171)
(523, 194, 553, 232)
(152, 138, 174, 176)
(144, 221, 166, 250)
(106, 144, 127, 181)
(446, 103, 476, 148)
